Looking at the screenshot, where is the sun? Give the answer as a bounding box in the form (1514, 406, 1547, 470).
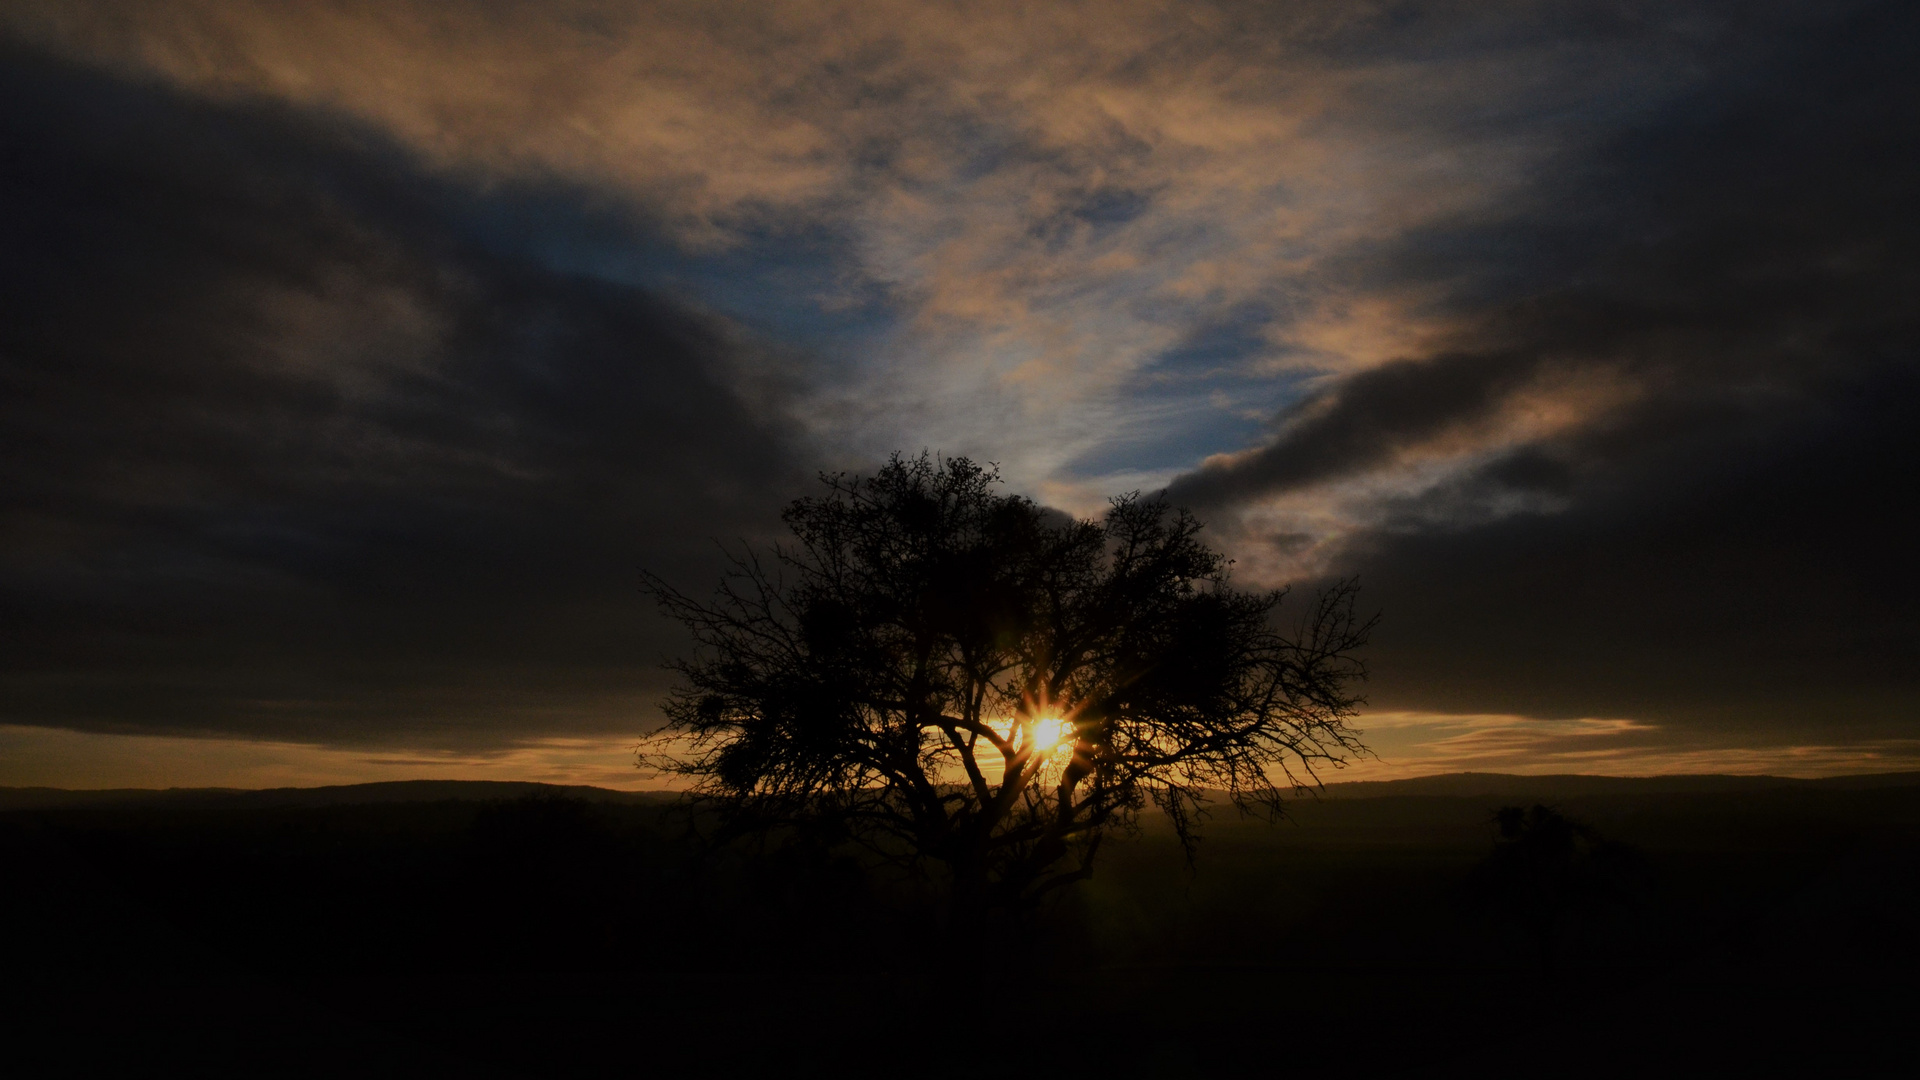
(989, 716, 1076, 755)
(1028, 717, 1074, 753)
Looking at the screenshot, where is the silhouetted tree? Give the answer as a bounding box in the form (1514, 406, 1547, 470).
(642, 453, 1373, 923)
(1474, 804, 1642, 974)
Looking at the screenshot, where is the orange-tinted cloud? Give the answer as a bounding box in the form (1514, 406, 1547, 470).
(4, 0, 1677, 504)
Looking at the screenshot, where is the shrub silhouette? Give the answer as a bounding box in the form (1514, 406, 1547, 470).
(1474, 804, 1643, 974)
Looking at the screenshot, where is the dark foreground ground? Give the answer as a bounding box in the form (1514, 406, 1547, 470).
(5, 773, 1918, 1077)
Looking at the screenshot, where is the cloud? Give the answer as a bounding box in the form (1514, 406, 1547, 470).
(0, 48, 813, 745)
(1345, 712, 1920, 780)
(0, 723, 658, 790)
(1164, 2, 1920, 738)
(1164, 348, 1557, 512)
(2, 0, 1746, 506)
(2, 3, 1914, 771)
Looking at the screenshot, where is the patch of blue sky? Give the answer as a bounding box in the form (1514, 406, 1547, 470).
(1025, 185, 1157, 255)
(1147, 303, 1277, 374)
(1070, 376, 1307, 482)
(947, 126, 1021, 186)
(1068, 306, 1324, 480)
(1063, 394, 1268, 483)
(1071, 187, 1154, 229)
(449, 181, 902, 369)
(592, 225, 900, 363)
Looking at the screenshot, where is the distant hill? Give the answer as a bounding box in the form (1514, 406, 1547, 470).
(6, 771, 1919, 812)
(0, 779, 677, 811)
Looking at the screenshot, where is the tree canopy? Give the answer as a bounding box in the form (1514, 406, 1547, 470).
(642, 453, 1373, 918)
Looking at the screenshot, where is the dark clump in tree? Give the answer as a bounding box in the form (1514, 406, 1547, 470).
(642, 453, 1373, 923)
(1474, 804, 1644, 975)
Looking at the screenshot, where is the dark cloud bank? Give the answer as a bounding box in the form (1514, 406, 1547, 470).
(0, 48, 812, 744)
(1170, 3, 1919, 739)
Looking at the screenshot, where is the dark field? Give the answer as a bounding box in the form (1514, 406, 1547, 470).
(6, 774, 1918, 1076)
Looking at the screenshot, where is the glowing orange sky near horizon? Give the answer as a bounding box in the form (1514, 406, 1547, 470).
(7, 717, 1917, 793)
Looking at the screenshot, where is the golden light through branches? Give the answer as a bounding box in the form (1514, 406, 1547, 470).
(987, 716, 1073, 757)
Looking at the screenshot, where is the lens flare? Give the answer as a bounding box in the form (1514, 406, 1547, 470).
(1030, 717, 1073, 753)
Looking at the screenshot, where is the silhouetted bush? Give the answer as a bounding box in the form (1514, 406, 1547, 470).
(1472, 804, 1648, 973)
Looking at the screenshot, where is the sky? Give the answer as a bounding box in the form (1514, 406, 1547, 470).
(2, 1, 1916, 788)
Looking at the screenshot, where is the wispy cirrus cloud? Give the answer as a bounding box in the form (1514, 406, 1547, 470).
(1349, 713, 1920, 780)
(1, 0, 1733, 503)
(0, 724, 656, 790)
